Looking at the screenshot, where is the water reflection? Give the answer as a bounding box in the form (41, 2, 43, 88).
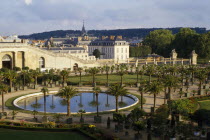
(17, 93, 135, 113)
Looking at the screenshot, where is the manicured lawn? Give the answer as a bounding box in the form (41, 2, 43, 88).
(0, 128, 91, 140)
(68, 74, 150, 84)
(198, 100, 210, 110)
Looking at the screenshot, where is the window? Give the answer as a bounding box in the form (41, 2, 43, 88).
(121, 48, 123, 53)
(39, 57, 45, 68)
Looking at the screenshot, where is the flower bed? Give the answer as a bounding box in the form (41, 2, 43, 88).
(0, 120, 112, 140)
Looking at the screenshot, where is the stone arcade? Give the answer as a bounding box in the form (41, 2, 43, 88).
(0, 42, 99, 71)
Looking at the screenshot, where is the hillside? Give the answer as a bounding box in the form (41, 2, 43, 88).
(19, 27, 207, 40)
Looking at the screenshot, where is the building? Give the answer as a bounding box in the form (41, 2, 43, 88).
(0, 41, 98, 71)
(88, 36, 129, 62)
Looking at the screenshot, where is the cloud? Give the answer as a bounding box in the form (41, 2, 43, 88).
(0, 0, 209, 35)
(24, 0, 32, 5)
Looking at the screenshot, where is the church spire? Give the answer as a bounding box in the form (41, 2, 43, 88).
(81, 20, 86, 36)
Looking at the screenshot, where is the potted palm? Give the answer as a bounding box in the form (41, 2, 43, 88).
(78, 109, 86, 123)
(11, 110, 18, 120)
(93, 86, 102, 123)
(133, 121, 145, 140)
(53, 113, 63, 123)
(57, 86, 78, 124)
(41, 87, 49, 122)
(32, 110, 38, 122)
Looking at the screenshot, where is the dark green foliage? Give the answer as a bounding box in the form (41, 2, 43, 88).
(155, 104, 169, 119)
(129, 45, 152, 57)
(93, 49, 101, 58)
(19, 28, 207, 40)
(143, 28, 210, 59)
(143, 29, 174, 56)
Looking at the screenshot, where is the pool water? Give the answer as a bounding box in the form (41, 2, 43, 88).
(17, 93, 136, 113)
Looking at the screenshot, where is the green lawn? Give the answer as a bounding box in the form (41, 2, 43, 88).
(0, 128, 91, 140)
(198, 100, 210, 110)
(68, 74, 150, 84)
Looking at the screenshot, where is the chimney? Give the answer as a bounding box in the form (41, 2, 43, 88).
(101, 36, 107, 40)
(110, 35, 115, 40)
(117, 36, 122, 40)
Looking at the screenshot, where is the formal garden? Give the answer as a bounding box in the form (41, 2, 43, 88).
(0, 64, 210, 139)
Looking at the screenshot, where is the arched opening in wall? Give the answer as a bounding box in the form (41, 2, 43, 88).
(73, 63, 78, 71)
(2, 55, 12, 69)
(39, 57, 45, 68)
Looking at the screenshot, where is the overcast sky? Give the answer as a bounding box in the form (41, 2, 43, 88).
(0, 0, 209, 35)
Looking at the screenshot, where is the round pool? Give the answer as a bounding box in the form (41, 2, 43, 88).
(14, 92, 138, 113)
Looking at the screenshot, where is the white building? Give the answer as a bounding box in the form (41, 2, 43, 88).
(88, 36, 129, 62)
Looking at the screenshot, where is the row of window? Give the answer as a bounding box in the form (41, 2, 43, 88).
(116, 48, 128, 53)
(90, 42, 127, 46)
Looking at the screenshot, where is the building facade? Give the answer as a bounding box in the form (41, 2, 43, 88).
(0, 42, 99, 71)
(88, 36, 129, 62)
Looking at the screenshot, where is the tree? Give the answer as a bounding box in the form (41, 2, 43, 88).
(0, 84, 8, 112)
(41, 87, 49, 116)
(93, 49, 101, 59)
(118, 69, 126, 86)
(31, 69, 41, 85)
(77, 67, 83, 84)
(147, 80, 163, 110)
(145, 65, 156, 83)
(88, 67, 100, 87)
(105, 65, 110, 86)
(60, 70, 69, 87)
(162, 75, 180, 101)
(172, 28, 199, 58)
(92, 86, 101, 117)
(108, 84, 129, 112)
(143, 29, 174, 57)
(4, 70, 17, 90)
(57, 86, 78, 116)
(195, 69, 208, 94)
(129, 45, 152, 57)
(139, 85, 147, 109)
(133, 121, 145, 134)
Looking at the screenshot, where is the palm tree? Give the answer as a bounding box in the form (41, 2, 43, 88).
(21, 69, 28, 89)
(60, 70, 70, 87)
(108, 84, 128, 112)
(118, 68, 127, 86)
(195, 69, 208, 95)
(41, 87, 49, 116)
(77, 67, 83, 84)
(89, 67, 100, 87)
(136, 67, 140, 83)
(146, 65, 156, 83)
(32, 69, 41, 87)
(4, 70, 17, 91)
(138, 85, 147, 110)
(162, 75, 180, 101)
(0, 84, 8, 112)
(57, 86, 78, 116)
(92, 86, 101, 117)
(105, 65, 110, 86)
(111, 65, 115, 74)
(146, 80, 163, 110)
(188, 65, 197, 85)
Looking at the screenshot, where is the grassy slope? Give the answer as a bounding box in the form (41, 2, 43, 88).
(0, 128, 89, 140)
(69, 74, 150, 84)
(198, 100, 210, 110)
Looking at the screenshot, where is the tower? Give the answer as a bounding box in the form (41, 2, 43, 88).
(81, 20, 86, 36)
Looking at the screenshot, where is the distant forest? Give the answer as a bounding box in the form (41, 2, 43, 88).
(19, 27, 208, 40)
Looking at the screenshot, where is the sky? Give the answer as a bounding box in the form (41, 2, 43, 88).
(0, 0, 210, 35)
